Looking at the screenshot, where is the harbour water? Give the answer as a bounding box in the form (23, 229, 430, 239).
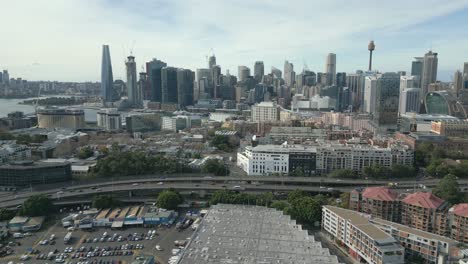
(0, 98, 98, 122)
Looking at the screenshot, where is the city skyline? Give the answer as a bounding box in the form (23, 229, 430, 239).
(1, 0, 468, 82)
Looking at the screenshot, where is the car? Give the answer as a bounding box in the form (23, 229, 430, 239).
(203, 176, 213, 179)
(155, 245, 162, 251)
(232, 186, 242, 189)
(20, 254, 30, 260)
(327, 187, 334, 190)
(157, 182, 164, 185)
(132, 183, 139, 186)
(319, 186, 326, 189)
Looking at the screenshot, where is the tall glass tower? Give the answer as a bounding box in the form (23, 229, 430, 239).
(101, 45, 114, 102)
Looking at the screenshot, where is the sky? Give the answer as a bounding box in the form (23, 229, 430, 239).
(1, 0, 468, 82)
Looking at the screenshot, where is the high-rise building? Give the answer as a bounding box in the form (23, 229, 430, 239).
(146, 58, 167, 102)
(463, 62, 468, 90)
(372, 72, 400, 130)
(2, 70, 9, 85)
(177, 69, 195, 107)
(238, 66, 250, 82)
(399, 75, 419, 93)
(211, 65, 221, 98)
(399, 88, 420, 114)
(251, 101, 280, 122)
(346, 72, 365, 112)
(161, 67, 178, 104)
(196, 68, 212, 98)
(336, 72, 346, 87)
(325, 53, 336, 86)
(208, 55, 216, 69)
(411, 57, 424, 76)
(137, 72, 147, 108)
(271, 67, 282, 79)
(420, 51, 438, 103)
(97, 108, 122, 131)
(284, 61, 295, 87)
(100, 45, 114, 102)
(364, 75, 377, 113)
(0, 71, 3, 83)
(454, 70, 463, 97)
(254, 61, 264, 82)
(125, 55, 141, 108)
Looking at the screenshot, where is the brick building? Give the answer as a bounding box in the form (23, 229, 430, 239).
(350, 187, 401, 223)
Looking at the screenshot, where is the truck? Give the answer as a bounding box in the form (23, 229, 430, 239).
(64, 232, 72, 244)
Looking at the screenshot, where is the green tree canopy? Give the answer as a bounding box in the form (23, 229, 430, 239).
(202, 159, 229, 176)
(92, 195, 121, 209)
(287, 190, 309, 204)
(269, 200, 289, 211)
(78, 146, 94, 159)
(0, 208, 16, 221)
(156, 190, 183, 210)
(433, 174, 462, 204)
(285, 196, 322, 225)
(391, 165, 417, 178)
(328, 169, 357, 179)
(21, 194, 54, 217)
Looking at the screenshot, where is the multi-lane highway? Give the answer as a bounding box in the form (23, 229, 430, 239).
(0, 174, 461, 209)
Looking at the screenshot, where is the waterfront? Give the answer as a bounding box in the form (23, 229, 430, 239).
(0, 98, 98, 122)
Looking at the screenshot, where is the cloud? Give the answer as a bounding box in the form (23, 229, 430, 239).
(0, 0, 467, 81)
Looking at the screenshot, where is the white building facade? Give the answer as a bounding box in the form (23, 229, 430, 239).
(251, 101, 280, 122)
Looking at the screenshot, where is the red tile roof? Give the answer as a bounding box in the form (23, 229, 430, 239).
(401, 192, 445, 209)
(362, 187, 398, 201)
(451, 204, 468, 217)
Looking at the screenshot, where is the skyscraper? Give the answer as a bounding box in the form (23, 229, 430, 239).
(238, 66, 251, 82)
(177, 69, 195, 107)
(284, 61, 295, 87)
(325, 53, 336, 86)
(125, 55, 140, 108)
(454, 70, 463, 97)
(399, 75, 419, 93)
(161, 67, 178, 104)
(411, 57, 424, 76)
(420, 51, 438, 103)
(211, 65, 221, 98)
(271, 67, 282, 79)
(208, 55, 216, 69)
(364, 75, 378, 114)
(372, 73, 400, 131)
(336, 72, 346, 87)
(146, 58, 167, 102)
(196, 68, 212, 98)
(137, 72, 147, 108)
(346, 72, 365, 112)
(254, 61, 264, 82)
(399, 88, 420, 114)
(464, 62, 468, 89)
(100, 45, 114, 102)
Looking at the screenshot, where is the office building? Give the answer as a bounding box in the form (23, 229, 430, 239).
(325, 53, 336, 86)
(146, 58, 167, 102)
(37, 109, 85, 130)
(96, 108, 122, 131)
(0, 144, 31, 165)
(347, 72, 365, 111)
(176, 69, 195, 107)
(271, 67, 282, 78)
(254, 61, 264, 82)
(162, 116, 189, 132)
(179, 204, 340, 264)
(401, 192, 449, 236)
(453, 70, 463, 97)
(100, 45, 114, 102)
(251, 101, 280, 122)
(0, 160, 71, 187)
(399, 88, 420, 114)
(137, 71, 147, 103)
(350, 187, 400, 222)
(125, 113, 163, 132)
(195, 68, 212, 99)
(400, 75, 419, 92)
(161, 67, 178, 104)
(371, 218, 460, 264)
(411, 57, 424, 77)
(284, 60, 295, 87)
(2, 70, 9, 85)
(371, 72, 400, 133)
(208, 54, 216, 69)
(322, 206, 404, 264)
(364, 75, 377, 113)
(421, 51, 438, 102)
(125, 55, 142, 108)
(238, 66, 250, 82)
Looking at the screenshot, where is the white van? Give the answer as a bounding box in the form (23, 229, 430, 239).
(13, 233, 24, 238)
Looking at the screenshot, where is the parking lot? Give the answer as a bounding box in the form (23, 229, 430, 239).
(1, 221, 194, 264)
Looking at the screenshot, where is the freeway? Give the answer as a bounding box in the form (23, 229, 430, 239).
(1, 174, 462, 209)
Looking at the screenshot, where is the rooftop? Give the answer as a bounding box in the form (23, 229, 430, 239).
(450, 203, 468, 218)
(401, 192, 446, 209)
(179, 204, 340, 264)
(362, 187, 399, 202)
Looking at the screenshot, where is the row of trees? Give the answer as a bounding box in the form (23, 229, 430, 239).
(201, 159, 230, 176)
(325, 164, 417, 180)
(91, 151, 191, 177)
(210, 135, 238, 152)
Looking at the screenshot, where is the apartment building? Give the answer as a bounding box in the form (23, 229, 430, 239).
(401, 192, 449, 236)
(448, 203, 468, 244)
(322, 206, 405, 264)
(251, 101, 280, 122)
(431, 120, 468, 137)
(371, 218, 460, 264)
(237, 142, 413, 176)
(350, 187, 401, 222)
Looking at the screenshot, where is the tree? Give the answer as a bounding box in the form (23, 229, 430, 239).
(328, 169, 357, 179)
(433, 174, 462, 204)
(156, 190, 183, 210)
(92, 195, 121, 209)
(78, 146, 94, 159)
(0, 208, 16, 221)
(287, 190, 308, 204)
(363, 164, 388, 179)
(285, 196, 322, 225)
(289, 167, 305, 177)
(210, 135, 234, 152)
(21, 194, 54, 217)
(270, 200, 289, 211)
(391, 165, 417, 178)
(202, 159, 229, 176)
